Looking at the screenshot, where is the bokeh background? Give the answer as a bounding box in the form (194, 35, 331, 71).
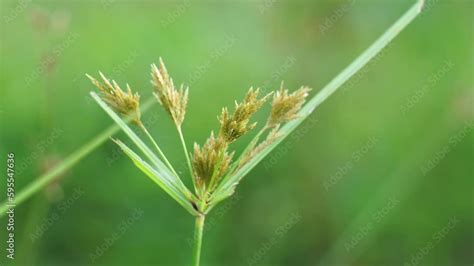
(0, 0, 473, 265)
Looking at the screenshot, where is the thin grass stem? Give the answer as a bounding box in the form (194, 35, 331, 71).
(0, 98, 156, 217)
(177, 126, 197, 192)
(0, 124, 117, 217)
(192, 214, 205, 266)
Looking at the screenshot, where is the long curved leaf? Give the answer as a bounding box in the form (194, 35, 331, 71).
(210, 0, 425, 206)
(114, 140, 198, 215)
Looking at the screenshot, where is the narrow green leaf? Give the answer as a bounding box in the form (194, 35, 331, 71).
(114, 140, 198, 215)
(211, 0, 425, 206)
(90, 92, 193, 200)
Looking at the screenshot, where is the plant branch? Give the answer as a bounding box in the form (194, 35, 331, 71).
(177, 126, 196, 192)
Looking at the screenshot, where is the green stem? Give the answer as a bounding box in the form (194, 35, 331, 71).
(0, 98, 156, 217)
(0, 124, 118, 217)
(192, 214, 205, 266)
(140, 123, 179, 178)
(177, 126, 196, 192)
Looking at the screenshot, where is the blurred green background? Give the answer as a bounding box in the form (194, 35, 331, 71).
(0, 0, 473, 265)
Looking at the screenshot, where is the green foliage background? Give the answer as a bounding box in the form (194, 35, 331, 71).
(0, 0, 472, 265)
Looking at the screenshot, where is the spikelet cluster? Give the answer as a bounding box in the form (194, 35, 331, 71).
(266, 84, 311, 128)
(238, 84, 311, 170)
(218, 88, 271, 143)
(87, 72, 142, 125)
(192, 132, 234, 192)
(151, 58, 188, 127)
(191, 88, 270, 194)
(88, 57, 312, 201)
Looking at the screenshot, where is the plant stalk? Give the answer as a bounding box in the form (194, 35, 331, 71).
(192, 214, 205, 266)
(0, 98, 156, 218)
(177, 126, 196, 191)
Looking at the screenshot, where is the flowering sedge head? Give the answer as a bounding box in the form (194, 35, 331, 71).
(87, 72, 142, 126)
(151, 58, 188, 127)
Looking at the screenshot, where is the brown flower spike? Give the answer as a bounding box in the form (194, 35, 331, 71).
(192, 132, 234, 193)
(218, 88, 271, 143)
(87, 72, 142, 125)
(151, 58, 188, 127)
(266, 83, 311, 128)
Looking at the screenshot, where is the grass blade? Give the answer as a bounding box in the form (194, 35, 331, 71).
(211, 0, 425, 205)
(114, 139, 198, 215)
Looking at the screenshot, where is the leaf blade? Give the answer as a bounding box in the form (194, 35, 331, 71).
(211, 0, 425, 205)
(115, 139, 198, 215)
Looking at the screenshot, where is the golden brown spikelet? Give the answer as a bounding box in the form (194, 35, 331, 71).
(266, 83, 311, 128)
(192, 132, 234, 192)
(218, 88, 271, 143)
(151, 58, 188, 127)
(87, 72, 142, 125)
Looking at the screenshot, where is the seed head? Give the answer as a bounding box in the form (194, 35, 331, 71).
(87, 72, 142, 125)
(151, 58, 188, 127)
(192, 132, 234, 192)
(218, 88, 271, 143)
(266, 83, 311, 128)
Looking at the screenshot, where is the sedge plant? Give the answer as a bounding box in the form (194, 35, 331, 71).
(87, 59, 312, 265)
(86, 2, 425, 265)
(87, 0, 426, 257)
(0, 1, 423, 221)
